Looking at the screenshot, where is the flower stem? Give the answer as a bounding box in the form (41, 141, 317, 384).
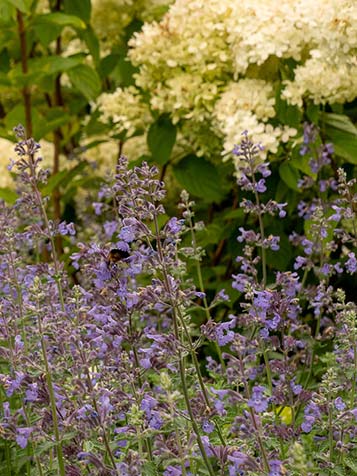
(37, 310, 65, 476)
(153, 215, 216, 475)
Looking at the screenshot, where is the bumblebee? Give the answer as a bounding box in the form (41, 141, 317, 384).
(106, 248, 130, 267)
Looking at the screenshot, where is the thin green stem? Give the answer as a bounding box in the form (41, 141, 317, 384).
(186, 212, 226, 371)
(8, 246, 27, 350)
(328, 401, 334, 466)
(37, 312, 65, 476)
(179, 357, 215, 476)
(263, 350, 273, 395)
(242, 369, 270, 474)
(153, 215, 216, 475)
(80, 356, 119, 474)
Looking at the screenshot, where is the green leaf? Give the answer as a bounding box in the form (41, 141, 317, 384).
(345, 458, 357, 474)
(99, 54, 120, 77)
(322, 112, 357, 164)
(35, 109, 71, 138)
(0, 72, 11, 86)
(67, 64, 101, 100)
(40, 162, 87, 196)
(275, 84, 302, 127)
(33, 22, 62, 47)
(0, 187, 17, 204)
(60, 161, 88, 189)
(0, 49, 10, 73)
(33, 13, 86, 30)
(266, 232, 292, 271)
(4, 0, 31, 13)
(290, 146, 316, 178)
(141, 461, 157, 476)
(306, 102, 320, 124)
(147, 115, 176, 165)
(196, 222, 225, 247)
(4, 104, 70, 140)
(80, 26, 100, 66)
(322, 112, 357, 135)
(63, 0, 91, 23)
(0, 2, 16, 22)
(110, 56, 137, 86)
(173, 155, 225, 202)
(279, 162, 300, 191)
(9, 56, 83, 86)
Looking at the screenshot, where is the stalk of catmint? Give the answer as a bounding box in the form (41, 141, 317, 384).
(11, 126, 66, 476)
(179, 191, 227, 371)
(32, 277, 66, 476)
(152, 214, 216, 476)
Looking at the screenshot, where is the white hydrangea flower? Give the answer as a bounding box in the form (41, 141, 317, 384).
(213, 79, 297, 163)
(92, 0, 173, 50)
(150, 74, 222, 124)
(226, 0, 321, 75)
(126, 0, 357, 174)
(96, 86, 152, 137)
(283, 0, 357, 105)
(214, 80, 276, 123)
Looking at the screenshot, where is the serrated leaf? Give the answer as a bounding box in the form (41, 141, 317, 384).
(279, 162, 300, 191)
(147, 115, 176, 165)
(67, 64, 101, 100)
(173, 155, 225, 202)
(63, 0, 91, 23)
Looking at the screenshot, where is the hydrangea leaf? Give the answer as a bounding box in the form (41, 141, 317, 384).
(322, 112, 357, 164)
(33, 13, 86, 31)
(147, 115, 176, 165)
(173, 155, 225, 202)
(63, 0, 91, 24)
(67, 64, 101, 101)
(3, 0, 31, 13)
(279, 162, 300, 191)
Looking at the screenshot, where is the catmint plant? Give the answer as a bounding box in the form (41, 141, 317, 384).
(1, 126, 357, 476)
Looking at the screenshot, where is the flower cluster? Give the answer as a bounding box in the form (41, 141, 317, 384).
(91, 0, 173, 50)
(96, 86, 152, 138)
(1, 127, 357, 475)
(95, 0, 355, 171)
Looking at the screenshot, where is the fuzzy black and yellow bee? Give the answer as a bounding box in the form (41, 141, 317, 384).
(106, 248, 130, 268)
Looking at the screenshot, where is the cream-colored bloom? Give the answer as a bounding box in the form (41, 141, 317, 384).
(213, 79, 297, 162)
(96, 86, 152, 137)
(91, 0, 173, 50)
(126, 0, 357, 172)
(283, 0, 357, 105)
